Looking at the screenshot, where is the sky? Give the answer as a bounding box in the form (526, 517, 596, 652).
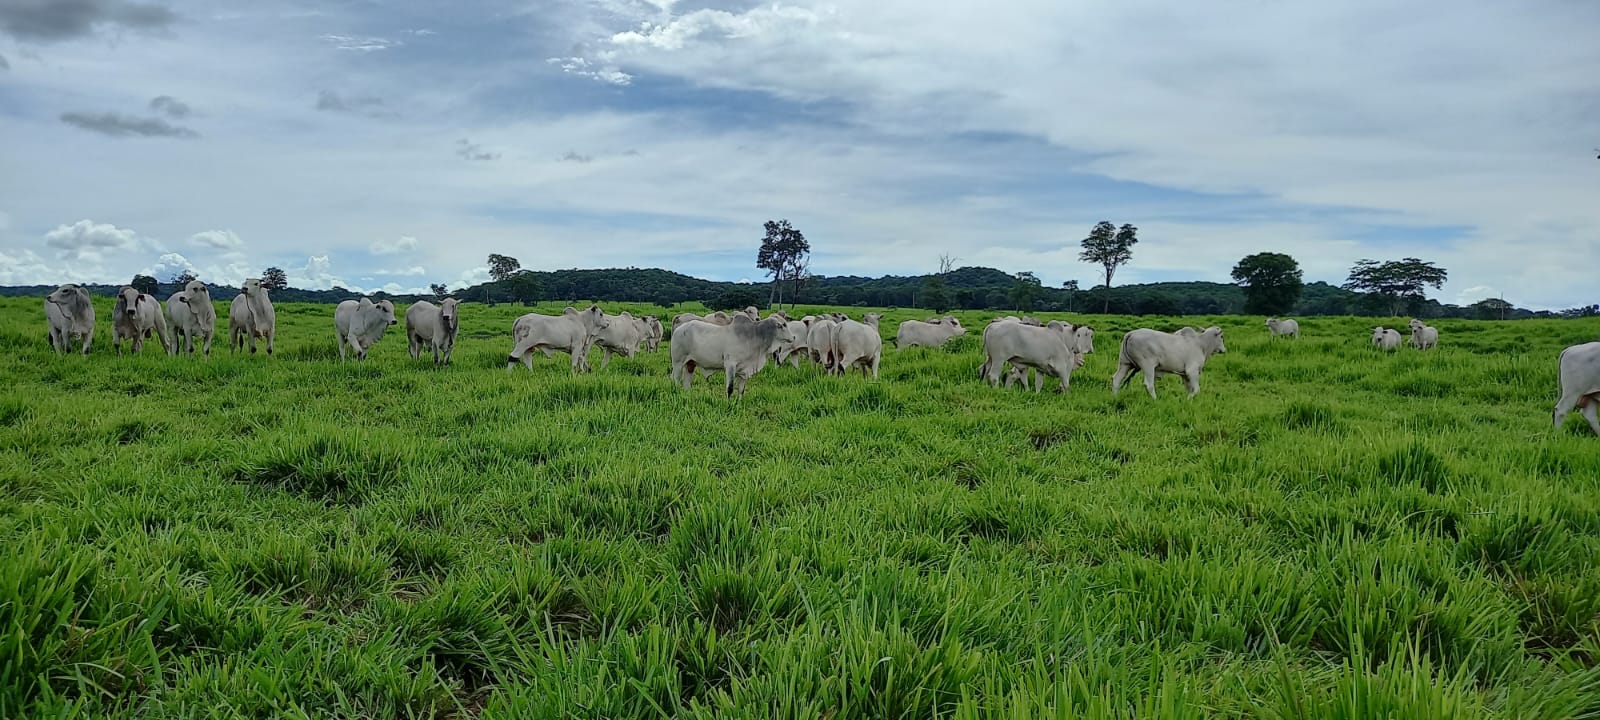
(0, 0, 1596, 308)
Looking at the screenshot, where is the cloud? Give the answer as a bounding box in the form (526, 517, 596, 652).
(288, 255, 348, 290)
(371, 266, 426, 276)
(369, 235, 418, 256)
(148, 95, 190, 118)
(145, 251, 197, 281)
(546, 56, 632, 86)
(315, 89, 387, 116)
(455, 138, 499, 161)
(60, 111, 197, 138)
(189, 229, 242, 250)
(560, 151, 594, 164)
(0, 248, 56, 285)
(0, 0, 176, 42)
(44, 219, 138, 259)
(319, 34, 399, 52)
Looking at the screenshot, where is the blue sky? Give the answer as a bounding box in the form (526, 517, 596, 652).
(1, 0, 1597, 308)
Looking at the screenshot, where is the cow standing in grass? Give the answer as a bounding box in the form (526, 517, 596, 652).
(335, 298, 399, 361)
(168, 279, 218, 356)
(1372, 327, 1402, 351)
(1554, 342, 1600, 436)
(507, 305, 609, 373)
(113, 286, 171, 355)
(1112, 327, 1227, 399)
(405, 298, 459, 365)
(1265, 317, 1300, 339)
(228, 278, 277, 355)
(45, 284, 95, 355)
(671, 315, 795, 397)
(1409, 319, 1439, 350)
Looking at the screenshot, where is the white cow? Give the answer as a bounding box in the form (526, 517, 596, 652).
(896, 316, 966, 349)
(1074, 326, 1096, 354)
(672, 311, 732, 331)
(334, 297, 398, 361)
(1554, 342, 1600, 436)
(590, 310, 646, 369)
(670, 315, 796, 397)
(506, 305, 609, 373)
(112, 286, 170, 355)
(1372, 327, 1402, 351)
(1111, 326, 1227, 399)
(45, 284, 95, 355)
(167, 279, 218, 356)
(1265, 317, 1300, 339)
(982, 320, 1085, 393)
(643, 316, 664, 352)
(405, 298, 460, 365)
(228, 278, 277, 355)
(807, 315, 841, 370)
(741, 306, 760, 320)
(1408, 319, 1439, 350)
(775, 319, 812, 367)
(831, 313, 884, 379)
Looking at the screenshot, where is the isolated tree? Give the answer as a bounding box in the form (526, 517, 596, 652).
(430, 283, 450, 300)
(756, 219, 810, 308)
(488, 253, 522, 282)
(1010, 271, 1042, 312)
(1079, 221, 1139, 312)
(922, 277, 951, 313)
(1061, 279, 1080, 312)
(1343, 258, 1448, 316)
(937, 253, 959, 275)
(130, 274, 159, 296)
(260, 266, 289, 290)
(1231, 252, 1304, 315)
(506, 271, 540, 306)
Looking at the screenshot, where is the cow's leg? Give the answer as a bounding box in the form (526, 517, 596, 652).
(869, 353, 879, 380)
(1183, 369, 1201, 398)
(409, 332, 421, 359)
(680, 359, 696, 390)
(1142, 365, 1159, 399)
(601, 348, 613, 370)
(114, 330, 124, 356)
(266, 330, 274, 356)
(1581, 395, 1600, 437)
(339, 331, 348, 362)
(81, 331, 92, 356)
(202, 332, 212, 357)
(132, 332, 143, 354)
(724, 362, 738, 397)
(1111, 363, 1132, 395)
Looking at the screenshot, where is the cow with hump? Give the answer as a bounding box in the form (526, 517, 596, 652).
(506, 305, 608, 373)
(982, 319, 1085, 393)
(113, 285, 171, 355)
(1111, 326, 1227, 399)
(671, 314, 795, 397)
(334, 297, 398, 361)
(1554, 342, 1600, 436)
(45, 284, 96, 355)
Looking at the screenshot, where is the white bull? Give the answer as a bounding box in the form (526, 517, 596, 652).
(507, 305, 609, 373)
(1554, 342, 1600, 436)
(670, 315, 795, 397)
(831, 313, 884, 379)
(405, 298, 460, 365)
(334, 297, 398, 361)
(113, 286, 171, 355)
(45, 284, 96, 355)
(982, 320, 1084, 393)
(896, 316, 966, 349)
(168, 279, 218, 356)
(228, 278, 277, 355)
(1111, 326, 1227, 399)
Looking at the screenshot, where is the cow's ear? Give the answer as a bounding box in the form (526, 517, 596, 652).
(179, 296, 189, 304)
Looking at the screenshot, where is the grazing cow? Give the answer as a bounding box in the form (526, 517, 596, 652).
(643, 316, 664, 352)
(590, 310, 646, 369)
(167, 279, 218, 356)
(1265, 317, 1300, 339)
(807, 315, 841, 370)
(1408, 319, 1439, 350)
(334, 297, 398, 361)
(1554, 342, 1600, 436)
(1372, 327, 1402, 351)
(507, 305, 609, 373)
(831, 313, 884, 379)
(982, 320, 1085, 393)
(405, 298, 460, 365)
(1111, 326, 1227, 399)
(228, 278, 277, 355)
(670, 315, 795, 397)
(113, 286, 170, 355)
(45, 284, 95, 355)
(896, 316, 966, 349)
(775, 318, 812, 367)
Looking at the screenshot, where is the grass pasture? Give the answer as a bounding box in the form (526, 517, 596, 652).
(3, 296, 1599, 718)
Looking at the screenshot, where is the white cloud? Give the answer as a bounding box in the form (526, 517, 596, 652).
(370, 235, 418, 256)
(372, 266, 426, 276)
(190, 229, 243, 250)
(319, 34, 400, 52)
(288, 255, 348, 291)
(44, 219, 139, 259)
(0, 248, 58, 285)
(145, 252, 199, 281)
(546, 56, 632, 86)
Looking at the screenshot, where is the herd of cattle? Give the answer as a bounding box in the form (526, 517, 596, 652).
(35, 280, 1600, 434)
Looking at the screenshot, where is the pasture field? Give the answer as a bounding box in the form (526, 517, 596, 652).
(2, 295, 1598, 719)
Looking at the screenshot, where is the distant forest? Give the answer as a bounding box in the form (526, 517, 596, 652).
(3, 266, 1593, 319)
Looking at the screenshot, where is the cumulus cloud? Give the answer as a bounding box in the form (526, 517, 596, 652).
(369, 235, 418, 256)
(0, 0, 176, 42)
(145, 251, 198, 281)
(288, 255, 348, 290)
(0, 248, 56, 285)
(189, 229, 242, 250)
(371, 266, 426, 276)
(60, 111, 197, 138)
(44, 219, 138, 259)
(148, 95, 190, 118)
(455, 138, 499, 161)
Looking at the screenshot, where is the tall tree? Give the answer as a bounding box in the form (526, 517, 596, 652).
(922, 277, 951, 313)
(488, 254, 522, 282)
(260, 266, 289, 291)
(1009, 271, 1042, 312)
(937, 253, 959, 274)
(430, 283, 450, 300)
(756, 219, 810, 308)
(1061, 279, 1080, 312)
(506, 271, 540, 306)
(130, 274, 159, 296)
(1342, 258, 1448, 316)
(1231, 252, 1304, 315)
(1079, 221, 1139, 312)
(168, 270, 197, 291)
(1471, 297, 1513, 320)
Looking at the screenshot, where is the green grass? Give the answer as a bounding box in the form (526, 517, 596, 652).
(2, 297, 1598, 719)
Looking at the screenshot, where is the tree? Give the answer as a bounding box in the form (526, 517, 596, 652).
(506, 271, 540, 306)
(488, 254, 522, 282)
(430, 283, 450, 300)
(756, 219, 810, 308)
(1061, 280, 1079, 312)
(168, 270, 197, 292)
(260, 266, 289, 291)
(708, 285, 764, 311)
(1009, 271, 1042, 312)
(130, 274, 159, 296)
(922, 277, 951, 313)
(1231, 252, 1304, 315)
(1342, 258, 1448, 316)
(1471, 297, 1513, 320)
(937, 253, 959, 275)
(1079, 221, 1138, 312)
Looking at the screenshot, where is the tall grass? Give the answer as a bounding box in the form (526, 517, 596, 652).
(1, 297, 1597, 718)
